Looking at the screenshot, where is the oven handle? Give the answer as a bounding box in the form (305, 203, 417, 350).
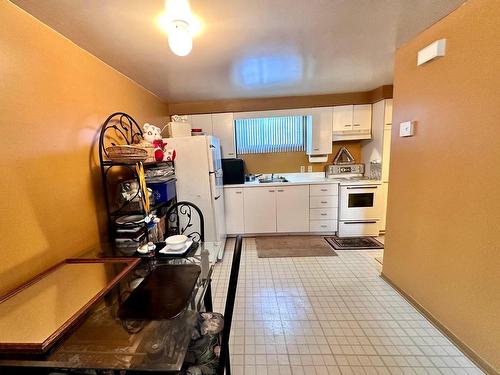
(343, 221, 378, 224)
(346, 185, 378, 189)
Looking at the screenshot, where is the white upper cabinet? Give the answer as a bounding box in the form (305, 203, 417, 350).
(332, 104, 372, 141)
(190, 114, 213, 134)
(276, 186, 310, 232)
(332, 105, 354, 132)
(384, 99, 393, 128)
(306, 107, 333, 155)
(212, 112, 236, 158)
(353, 104, 372, 134)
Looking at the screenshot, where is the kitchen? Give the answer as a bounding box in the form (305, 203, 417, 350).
(169, 100, 392, 239)
(1, 0, 499, 374)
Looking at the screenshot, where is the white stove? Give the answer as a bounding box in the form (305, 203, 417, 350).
(326, 163, 382, 238)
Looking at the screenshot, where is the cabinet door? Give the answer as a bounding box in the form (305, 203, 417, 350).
(224, 188, 245, 234)
(384, 99, 393, 128)
(332, 105, 353, 132)
(379, 182, 389, 232)
(212, 113, 236, 158)
(353, 104, 372, 133)
(307, 108, 333, 155)
(243, 187, 276, 233)
(381, 127, 392, 181)
(190, 114, 213, 134)
(276, 186, 309, 232)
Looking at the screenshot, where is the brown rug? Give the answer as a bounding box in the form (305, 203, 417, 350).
(256, 236, 337, 258)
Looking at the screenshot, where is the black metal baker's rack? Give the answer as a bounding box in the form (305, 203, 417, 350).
(98, 112, 175, 251)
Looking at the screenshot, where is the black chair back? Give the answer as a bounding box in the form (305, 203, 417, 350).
(165, 201, 205, 242)
(217, 235, 243, 375)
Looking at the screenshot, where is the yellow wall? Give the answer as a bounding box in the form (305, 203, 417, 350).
(0, 1, 169, 295)
(241, 141, 361, 174)
(383, 0, 500, 373)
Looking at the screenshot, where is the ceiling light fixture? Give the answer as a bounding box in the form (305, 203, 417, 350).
(165, 0, 193, 56)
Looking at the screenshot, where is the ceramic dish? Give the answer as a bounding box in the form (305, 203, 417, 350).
(165, 235, 189, 250)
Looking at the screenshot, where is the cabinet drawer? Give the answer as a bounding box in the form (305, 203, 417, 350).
(310, 184, 338, 196)
(338, 221, 379, 237)
(309, 208, 338, 220)
(309, 196, 338, 208)
(309, 220, 337, 232)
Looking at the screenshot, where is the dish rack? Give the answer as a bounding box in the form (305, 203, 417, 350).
(98, 112, 177, 255)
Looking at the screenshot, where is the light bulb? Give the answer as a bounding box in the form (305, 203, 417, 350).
(168, 20, 192, 56)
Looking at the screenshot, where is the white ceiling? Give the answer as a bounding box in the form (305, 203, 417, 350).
(12, 0, 464, 102)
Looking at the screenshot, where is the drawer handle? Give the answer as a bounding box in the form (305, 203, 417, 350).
(343, 221, 377, 224)
(320, 189, 328, 192)
(321, 201, 328, 204)
(235, 191, 242, 194)
(277, 189, 284, 192)
(344, 124, 350, 127)
(353, 124, 361, 126)
(269, 190, 275, 192)
(321, 213, 327, 216)
(346, 186, 378, 189)
(321, 225, 328, 228)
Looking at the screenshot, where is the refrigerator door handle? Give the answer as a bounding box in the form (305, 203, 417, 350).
(214, 195, 221, 200)
(209, 144, 216, 149)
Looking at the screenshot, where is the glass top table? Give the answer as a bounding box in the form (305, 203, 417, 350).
(0, 242, 217, 373)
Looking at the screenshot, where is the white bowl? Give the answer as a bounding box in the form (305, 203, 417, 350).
(165, 234, 189, 250)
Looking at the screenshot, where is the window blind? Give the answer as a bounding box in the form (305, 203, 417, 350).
(235, 116, 306, 154)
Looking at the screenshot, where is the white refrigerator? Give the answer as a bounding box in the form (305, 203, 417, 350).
(165, 136, 227, 259)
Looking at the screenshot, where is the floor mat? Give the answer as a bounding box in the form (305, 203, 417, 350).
(256, 236, 337, 258)
(324, 236, 384, 250)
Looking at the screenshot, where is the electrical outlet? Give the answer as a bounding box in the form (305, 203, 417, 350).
(307, 165, 313, 173)
(300, 166, 305, 173)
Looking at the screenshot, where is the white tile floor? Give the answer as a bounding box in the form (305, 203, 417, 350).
(211, 237, 484, 375)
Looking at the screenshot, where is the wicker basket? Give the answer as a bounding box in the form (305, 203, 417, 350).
(106, 145, 147, 163)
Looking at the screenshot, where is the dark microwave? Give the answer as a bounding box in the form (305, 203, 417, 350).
(221, 158, 245, 185)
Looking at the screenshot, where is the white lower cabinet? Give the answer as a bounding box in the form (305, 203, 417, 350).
(243, 187, 277, 233)
(276, 186, 309, 232)
(310, 220, 336, 232)
(224, 188, 244, 234)
(224, 183, 339, 234)
(309, 183, 339, 233)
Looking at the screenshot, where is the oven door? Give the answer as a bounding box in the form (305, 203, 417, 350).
(339, 185, 382, 221)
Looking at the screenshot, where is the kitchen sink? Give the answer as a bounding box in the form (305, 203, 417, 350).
(258, 177, 289, 183)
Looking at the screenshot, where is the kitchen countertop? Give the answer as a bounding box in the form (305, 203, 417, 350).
(223, 172, 382, 188)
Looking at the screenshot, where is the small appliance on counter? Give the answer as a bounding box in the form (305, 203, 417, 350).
(221, 158, 245, 185)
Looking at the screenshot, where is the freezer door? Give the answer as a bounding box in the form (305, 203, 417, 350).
(207, 137, 226, 242)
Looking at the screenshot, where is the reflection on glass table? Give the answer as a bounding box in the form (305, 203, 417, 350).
(0, 242, 217, 373)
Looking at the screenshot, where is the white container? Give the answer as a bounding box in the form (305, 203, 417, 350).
(166, 121, 192, 137)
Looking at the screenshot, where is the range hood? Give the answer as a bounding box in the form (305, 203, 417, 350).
(332, 128, 371, 141)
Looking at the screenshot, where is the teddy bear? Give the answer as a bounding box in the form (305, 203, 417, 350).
(141, 123, 176, 162)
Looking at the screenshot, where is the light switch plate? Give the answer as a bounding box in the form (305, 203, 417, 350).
(307, 165, 313, 172)
(400, 121, 415, 137)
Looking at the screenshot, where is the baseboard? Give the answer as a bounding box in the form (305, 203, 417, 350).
(226, 232, 337, 238)
(380, 273, 498, 375)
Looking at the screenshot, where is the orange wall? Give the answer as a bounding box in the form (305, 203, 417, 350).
(383, 0, 500, 373)
(0, 2, 169, 295)
(241, 141, 361, 174)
